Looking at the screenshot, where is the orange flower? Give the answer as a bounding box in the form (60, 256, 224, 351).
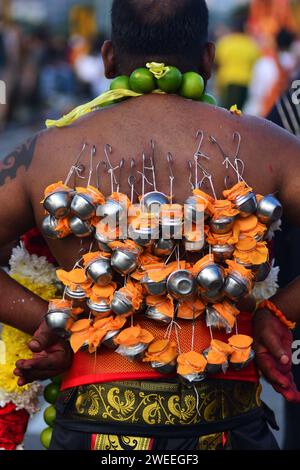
(143, 339, 178, 364)
(146, 295, 175, 318)
(177, 298, 206, 320)
(69, 319, 92, 353)
(48, 299, 72, 311)
(234, 215, 267, 241)
(212, 301, 240, 330)
(212, 199, 239, 219)
(192, 189, 214, 215)
(228, 334, 253, 364)
(43, 181, 71, 199)
(75, 185, 105, 205)
(89, 282, 117, 302)
(54, 218, 72, 238)
(206, 339, 233, 365)
(56, 268, 92, 291)
(226, 259, 254, 281)
(233, 238, 269, 265)
(82, 251, 111, 267)
(206, 230, 238, 246)
(119, 280, 144, 311)
(110, 192, 131, 209)
(115, 325, 154, 347)
(223, 182, 252, 202)
(177, 351, 207, 375)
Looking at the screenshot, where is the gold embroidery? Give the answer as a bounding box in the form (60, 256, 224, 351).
(198, 433, 231, 450)
(72, 380, 261, 427)
(94, 434, 151, 450)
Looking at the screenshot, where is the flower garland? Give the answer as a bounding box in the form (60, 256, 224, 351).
(0, 242, 60, 450)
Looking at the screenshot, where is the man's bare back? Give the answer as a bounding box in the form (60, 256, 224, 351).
(7, 94, 296, 271)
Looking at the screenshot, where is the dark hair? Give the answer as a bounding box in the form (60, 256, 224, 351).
(276, 28, 296, 50)
(111, 0, 209, 71)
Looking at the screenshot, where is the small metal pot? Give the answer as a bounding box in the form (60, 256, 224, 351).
(223, 272, 249, 301)
(42, 215, 59, 239)
(201, 290, 225, 304)
(145, 306, 173, 324)
(153, 238, 175, 257)
(116, 343, 148, 362)
(203, 348, 226, 374)
(253, 261, 271, 283)
(230, 349, 255, 371)
(65, 286, 86, 301)
(102, 329, 122, 350)
(71, 193, 96, 220)
(45, 310, 71, 337)
(196, 263, 224, 292)
(142, 276, 167, 296)
(111, 249, 139, 275)
(167, 270, 197, 300)
(141, 192, 169, 214)
(97, 199, 125, 223)
(87, 299, 112, 318)
(235, 192, 257, 217)
(86, 259, 113, 286)
(69, 216, 94, 238)
(257, 195, 283, 225)
(111, 291, 133, 315)
(151, 360, 177, 375)
(212, 244, 235, 263)
(184, 196, 206, 223)
(210, 216, 236, 235)
(44, 191, 73, 219)
(128, 224, 160, 247)
(184, 240, 204, 252)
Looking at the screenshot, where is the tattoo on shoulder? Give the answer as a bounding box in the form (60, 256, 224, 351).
(0, 135, 38, 186)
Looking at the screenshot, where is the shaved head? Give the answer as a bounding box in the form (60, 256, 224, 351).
(111, 0, 209, 72)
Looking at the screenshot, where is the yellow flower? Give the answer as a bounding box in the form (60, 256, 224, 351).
(146, 62, 170, 79)
(230, 104, 243, 116)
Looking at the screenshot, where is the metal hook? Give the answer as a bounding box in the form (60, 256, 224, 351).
(188, 160, 195, 190)
(138, 152, 154, 197)
(116, 158, 125, 193)
(150, 139, 157, 191)
(128, 158, 137, 203)
(96, 161, 102, 190)
(64, 142, 88, 186)
(233, 132, 242, 160)
(167, 152, 175, 203)
(87, 145, 96, 187)
(103, 144, 119, 194)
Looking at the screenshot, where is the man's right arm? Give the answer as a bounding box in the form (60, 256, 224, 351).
(0, 134, 49, 334)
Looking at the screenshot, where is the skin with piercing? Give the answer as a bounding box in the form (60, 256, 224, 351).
(0, 0, 300, 403)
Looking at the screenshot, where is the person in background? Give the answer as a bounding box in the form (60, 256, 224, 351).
(245, 29, 297, 117)
(215, 10, 260, 110)
(267, 79, 300, 450)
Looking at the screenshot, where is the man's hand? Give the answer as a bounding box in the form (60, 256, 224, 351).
(254, 309, 300, 403)
(14, 320, 73, 386)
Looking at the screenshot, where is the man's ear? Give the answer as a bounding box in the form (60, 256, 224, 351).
(201, 42, 216, 81)
(101, 40, 118, 79)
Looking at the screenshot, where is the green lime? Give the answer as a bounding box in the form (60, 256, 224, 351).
(129, 68, 156, 94)
(40, 427, 53, 450)
(110, 75, 131, 91)
(44, 405, 57, 427)
(179, 72, 205, 100)
(157, 66, 182, 93)
(200, 93, 218, 106)
(43, 383, 60, 405)
(51, 375, 62, 385)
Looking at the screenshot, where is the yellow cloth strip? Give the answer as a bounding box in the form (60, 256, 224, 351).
(45, 88, 167, 129)
(46, 89, 142, 128)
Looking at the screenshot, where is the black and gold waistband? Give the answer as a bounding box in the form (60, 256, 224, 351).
(56, 379, 262, 438)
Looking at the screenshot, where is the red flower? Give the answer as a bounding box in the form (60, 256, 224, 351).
(0, 403, 30, 450)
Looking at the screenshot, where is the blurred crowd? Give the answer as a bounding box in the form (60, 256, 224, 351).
(214, 0, 300, 116)
(1, 0, 300, 132)
(0, 18, 110, 131)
